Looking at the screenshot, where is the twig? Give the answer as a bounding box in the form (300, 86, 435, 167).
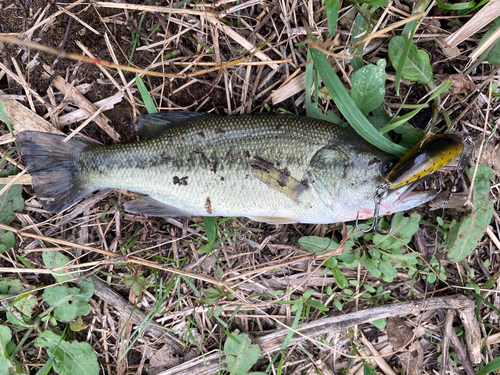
(156, 295, 474, 375)
(441, 309, 455, 375)
(437, 309, 476, 375)
(91, 277, 184, 355)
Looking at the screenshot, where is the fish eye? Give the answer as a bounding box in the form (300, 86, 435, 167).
(381, 157, 398, 177)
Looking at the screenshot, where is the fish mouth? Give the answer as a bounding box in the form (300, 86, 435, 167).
(380, 183, 438, 216)
(351, 182, 437, 221)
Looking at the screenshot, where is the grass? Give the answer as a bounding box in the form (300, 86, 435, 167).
(0, 1, 499, 375)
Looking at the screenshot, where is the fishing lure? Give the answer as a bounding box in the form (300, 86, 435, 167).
(357, 134, 468, 235)
(384, 134, 464, 189)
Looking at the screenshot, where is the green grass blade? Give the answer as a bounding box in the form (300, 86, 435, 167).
(477, 357, 500, 375)
(0, 99, 14, 137)
(394, 28, 417, 96)
(135, 73, 158, 114)
(380, 79, 453, 133)
(396, 0, 430, 94)
(326, 0, 339, 37)
(436, 0, 475, 10)
(309, 48, 407, 156)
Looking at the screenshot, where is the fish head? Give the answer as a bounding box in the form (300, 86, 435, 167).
(306, 146, 437, 222)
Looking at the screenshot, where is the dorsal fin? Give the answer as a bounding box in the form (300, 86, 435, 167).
(134, 111, 208, 139)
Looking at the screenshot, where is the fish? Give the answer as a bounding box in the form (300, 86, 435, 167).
(385, 134, 464, 189)
(16, 112, 437, 224)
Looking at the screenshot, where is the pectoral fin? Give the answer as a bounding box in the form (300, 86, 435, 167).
(250, 156, 307, 203)
(124, 196, 191, 217)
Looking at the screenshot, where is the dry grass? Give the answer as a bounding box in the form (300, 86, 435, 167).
(0, 1, 500, 374)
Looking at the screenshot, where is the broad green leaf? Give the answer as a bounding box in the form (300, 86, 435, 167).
(389, 36, 433, 87)
(0, 180, 24, 254)
(334, 298, 343, 311)
(351, 57, 365, 72)
(350, 4, 373, 56)
(43, 285, 94, 322)
(326, 0, 339, 38)
(0, 325, 25, 375)
(337, 251, 356, 264)
(224, 331, 261, 375)
(310, 48, 407, 156)
(42, 251, 74, 283)
(0, 279, 36, 318)
(34, 331, 99, 375)
(393, 122, 424, 149)
(361, 254, 381, 278)
(447, 166, 494, 262)
(332, 266, 348, 288)
(0, 184, 22, 224)
(378, 261, 398, 279)
(373, 212, 420, 250)
(299, 236, 339, 254)
(396, 0, 431, 93)
(0, 231, 15, 255)
(372, 318, 386, 329)
(351, 59, 387, 115)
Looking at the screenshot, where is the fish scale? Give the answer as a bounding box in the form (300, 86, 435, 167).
(17, 113, 437, 224)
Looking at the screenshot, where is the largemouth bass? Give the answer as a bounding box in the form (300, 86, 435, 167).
(17, 112, 436, 224)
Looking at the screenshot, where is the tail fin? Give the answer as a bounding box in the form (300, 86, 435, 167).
(17, 131, 96, 212)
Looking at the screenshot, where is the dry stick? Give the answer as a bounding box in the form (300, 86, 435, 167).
(0, 167, 30, 198)
(93, 1, 221, 18)
(0, 35, 267, 79)
(0, 61, 46, 105)
(351, 12, 425, 48)
(437, 309, 476, 375)
(91, 277, 185, 355)
(441, 309, 456, 375)
(359, 334, 397, 375)
(465, 81, 493, 207)
(21, 0, 85, 38)
(206, 16, 279, 70)
(444, 0, 500, 48)
(457, 304, 482, 364)
(144, 0, 193, 58)
(41, 65, 120, 141)
(156, 295, 474, 375)
(0, 89, 61, 134)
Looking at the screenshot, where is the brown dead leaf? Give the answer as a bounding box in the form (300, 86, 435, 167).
(149, 346, 199, 375)
(481, 139, 500, 177)
(435, 73, 476, 96)
(387, 317, 424, 375)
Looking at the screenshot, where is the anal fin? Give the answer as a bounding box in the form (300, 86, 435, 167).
(250, 156, 307, 203)
(247, 216, 298, 224)
(124, 195, 191, 217)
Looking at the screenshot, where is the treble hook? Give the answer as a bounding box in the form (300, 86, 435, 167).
(355, 184, 394, 235)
